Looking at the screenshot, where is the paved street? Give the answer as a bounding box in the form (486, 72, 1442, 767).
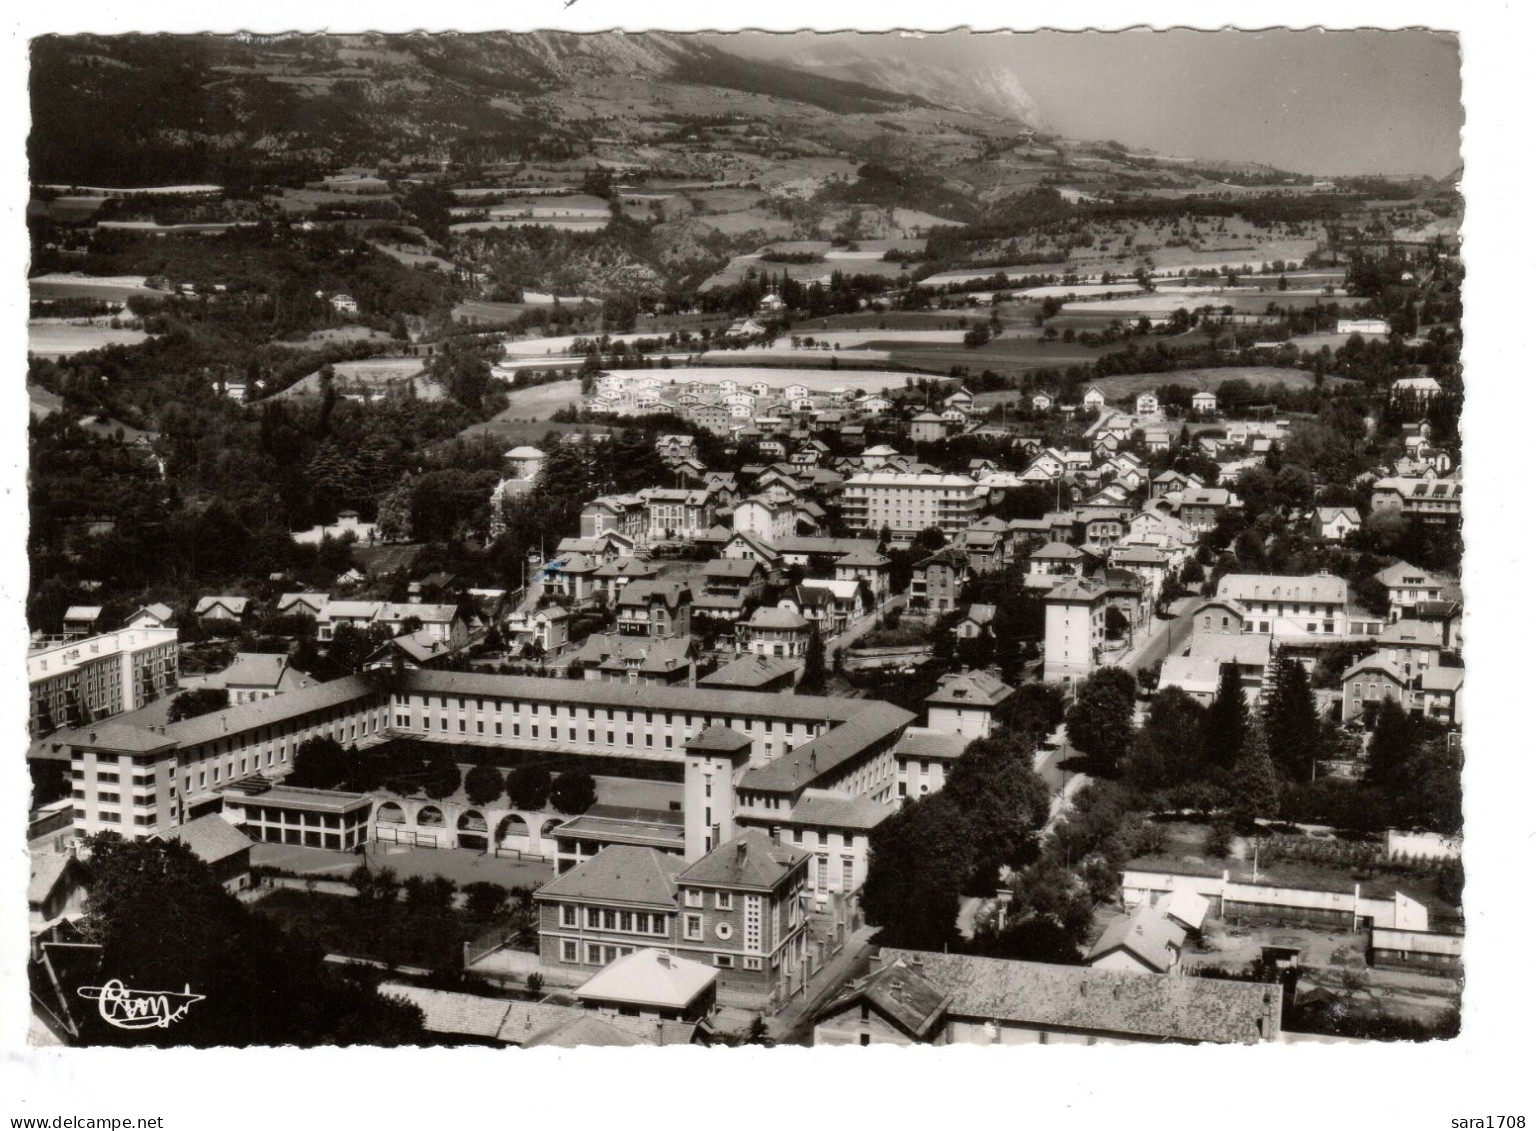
(1115, 595, 1199, 674)
(768, 924, 879, 1045)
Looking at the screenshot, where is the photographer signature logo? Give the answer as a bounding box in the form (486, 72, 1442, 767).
(77, 980, 205, 1030)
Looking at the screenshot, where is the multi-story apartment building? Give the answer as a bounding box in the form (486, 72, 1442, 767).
(27, 625, 179, 737)
(1043, 577, 1111, 683)
(839, 472, 982, 540)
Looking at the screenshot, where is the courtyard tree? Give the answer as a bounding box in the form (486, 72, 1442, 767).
(1066, 666, 1137, 774)
(550, 770, 598, 814)
(463, 762, 506, 807)
(507, 764, 552, 810)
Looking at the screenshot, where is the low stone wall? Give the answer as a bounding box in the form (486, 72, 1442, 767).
(840, 643, 932, 671)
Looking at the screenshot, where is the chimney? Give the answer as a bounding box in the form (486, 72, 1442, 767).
(221, 715, 228, 732)
(736, 840, 749, 865)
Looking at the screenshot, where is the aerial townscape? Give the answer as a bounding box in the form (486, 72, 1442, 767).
(21, 29, 1468, 1056)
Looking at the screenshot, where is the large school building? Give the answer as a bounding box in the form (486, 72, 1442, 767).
(49, 669, 917, 900)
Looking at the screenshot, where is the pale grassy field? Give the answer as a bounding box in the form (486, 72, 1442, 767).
(1087, 366, 1355, 398)
(278, 357, 430, 399)
(28, 323, 149, 357)
(30, 273, 156, 301)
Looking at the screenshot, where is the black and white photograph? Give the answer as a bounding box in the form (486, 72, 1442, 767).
(2, 3, 1527, 1126)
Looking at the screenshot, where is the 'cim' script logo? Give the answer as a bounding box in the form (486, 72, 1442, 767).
(78, 980, 205, 1030)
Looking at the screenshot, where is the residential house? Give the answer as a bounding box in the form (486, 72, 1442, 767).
(955, 604, 996, 641)
(123, 603, 174, 630)
(194, 596, 249, 624)
(565, 632, 696, 687)
(909, 547, 971, 614)
(592, 557, 662, 607)
(693, 559, 766, 623)
(733, 495, 797, 543)
(276, 592, 330, 620)
(1175, 487, 1235, 533)
(616, 580, 692, 639)
(908, 412, 946, 443)
(737, 607, 811, 659)
(1375, 561, 1458, 621)
(1086, 901, 1189, 974)
(1313, 507, 1362, 542)
(835, 549, 891, 604)
(1027, 542, 1091, 589)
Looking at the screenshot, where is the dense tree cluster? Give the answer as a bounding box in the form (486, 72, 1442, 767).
(67, 832, 424, 1046)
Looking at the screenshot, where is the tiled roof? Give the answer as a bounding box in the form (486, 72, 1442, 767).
(927, 669, 1012, 707)
(820, 957, 950, 1039)
(775, 536, 881, 557)
(158, 814, 253, 865)
(574, 947, 717, 1009)
(880, 949, 1281, 1044)
(1087, 904, 1188, 972)
(1187, 633, 1273, 667)
(704, 558, 761, 580)
(28, 853, 82, 906)
(745, 606, 808, 630)
(959, 604, 997, 626)
(398, 670, 868, 726)
(697, 654, 800, 689)
(1159, 656, 1221, 695)
(686, 726, 754, 753)
(737, 701, 915, 794)
(67, 722, 178, 754)
(616, 579, 691, 610)
(522, 1014, 642, 1048)
(162, 674, 380, 749)
(892, 728, 969, 762)
(195, 596, 248, 615)
(788, 789, 893, 831)
(676, 831, 808, 891)
(1216, 573, 1348, 606)
(380, 984, 510, 1039)
(535, 846, 680, 908)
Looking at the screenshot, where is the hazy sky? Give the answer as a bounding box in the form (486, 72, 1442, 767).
(716, 29, 1462, 177)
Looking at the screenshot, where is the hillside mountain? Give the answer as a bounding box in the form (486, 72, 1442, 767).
(784, 55, 1044, 129)
(29, 31, 929, 186)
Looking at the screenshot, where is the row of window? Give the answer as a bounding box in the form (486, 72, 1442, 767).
(559, 905, 671, 936)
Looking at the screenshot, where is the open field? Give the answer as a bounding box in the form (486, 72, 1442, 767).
(503, 331, 660, 358)
(371, 242, 457, 272)
(483, 379, 586, 421)
(1087, 366, 1357, 398)
(451, 218, 607, 233)
(637, 366, 921, 392)
(28, 322, 149, 357)
(30, 273, 156, 300)
(457, 417, 622, 446)
(280, 326, 397, 348)
(882, 336, 1120, 375)
(277, 356, 428, 399)
(28, 383, 64, 417)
